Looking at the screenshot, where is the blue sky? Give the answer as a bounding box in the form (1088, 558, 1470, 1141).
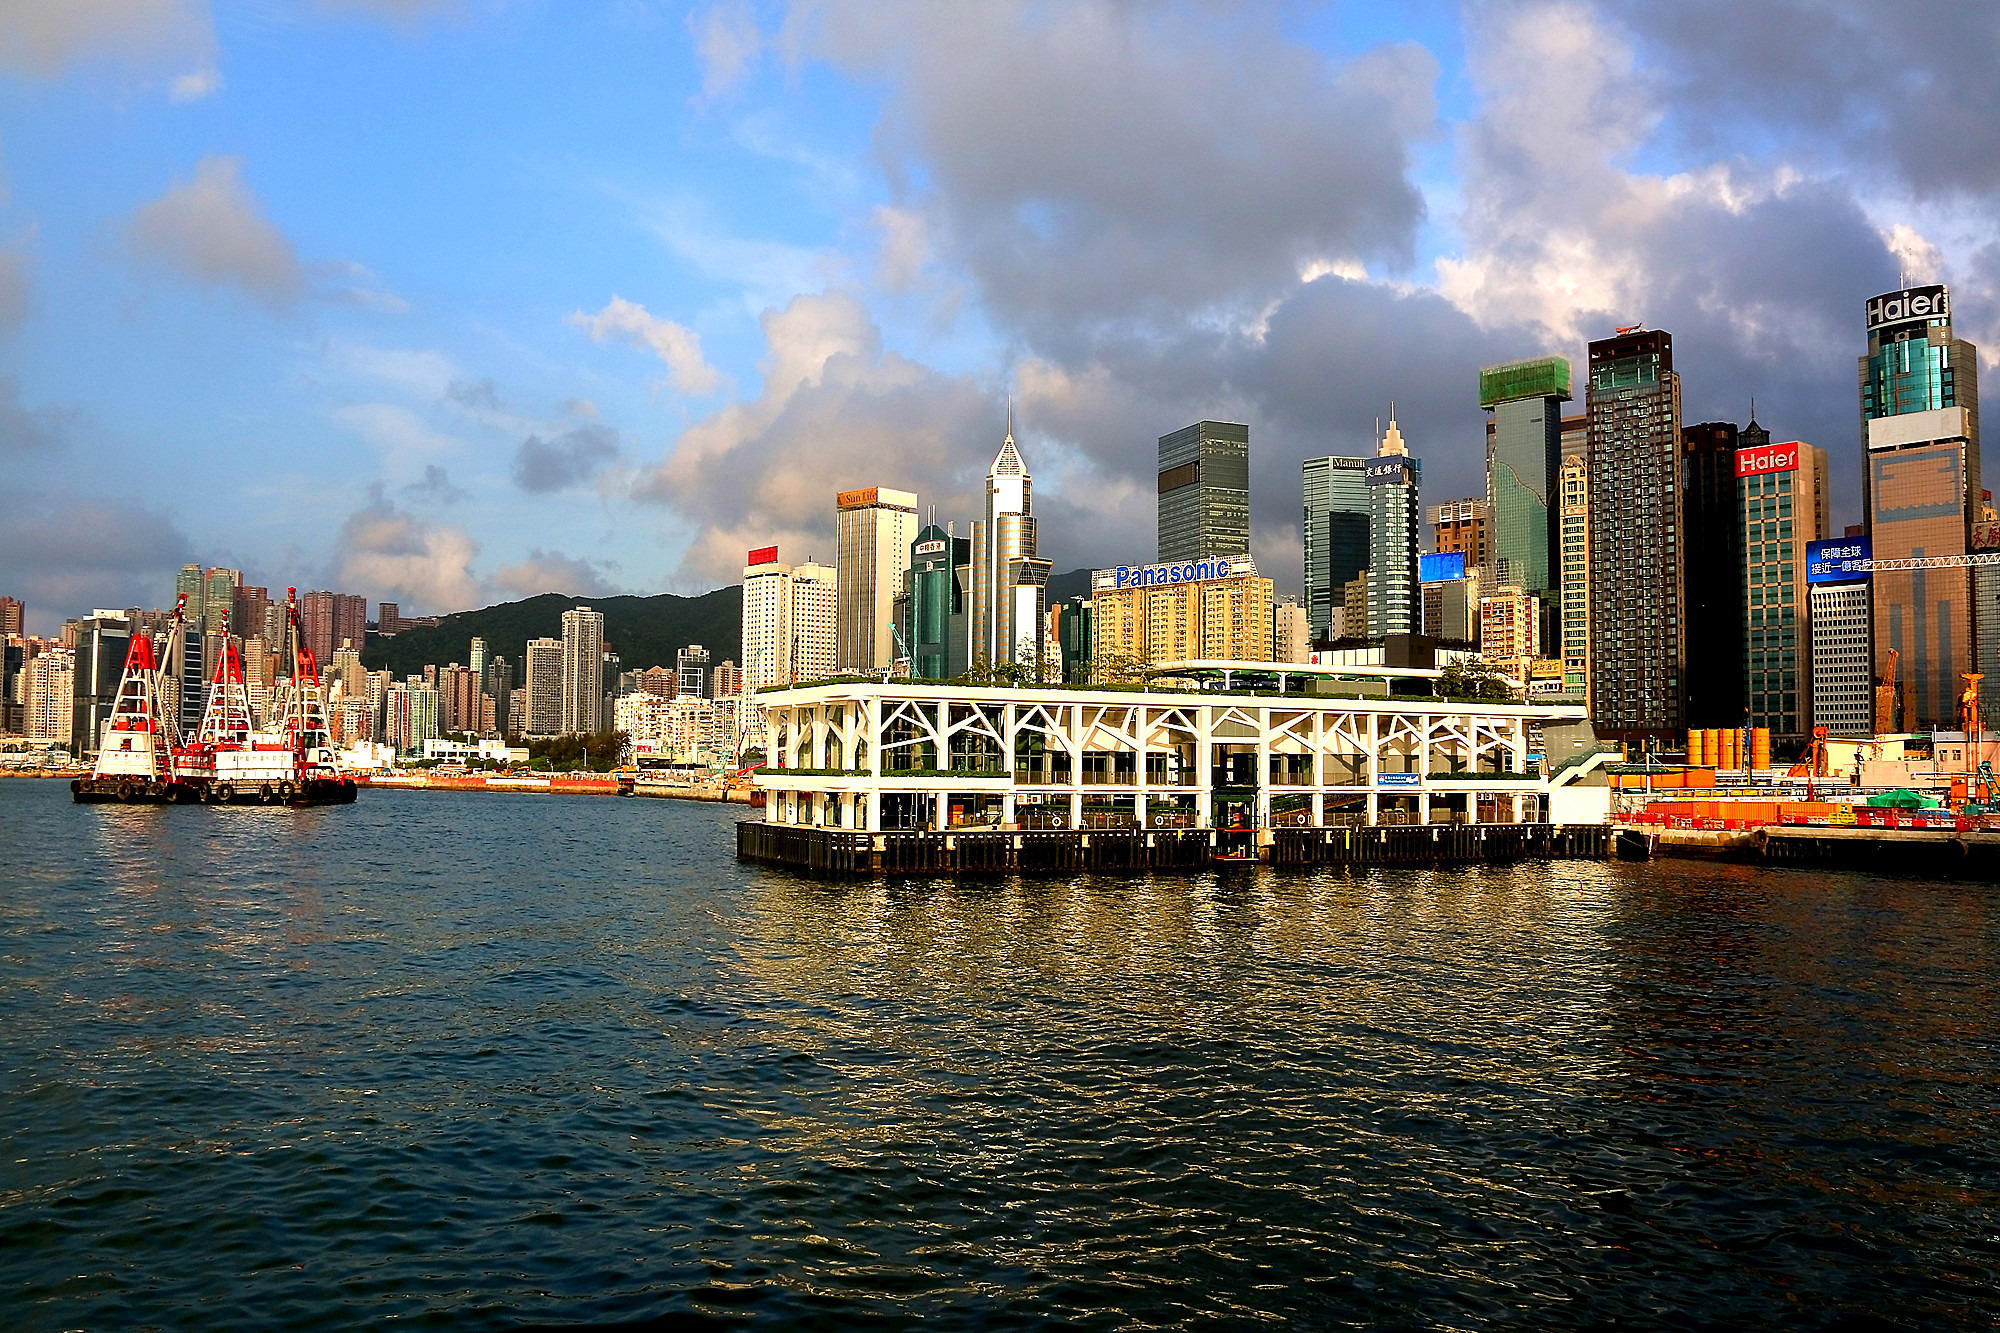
(2, 1, 1996, 633)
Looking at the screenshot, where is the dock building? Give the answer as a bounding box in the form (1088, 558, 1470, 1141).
(748, 668, 1586, 836)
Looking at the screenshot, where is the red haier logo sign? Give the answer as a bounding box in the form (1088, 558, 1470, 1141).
(747, 545, 779, 565)
(1736, 443, 1800, 478)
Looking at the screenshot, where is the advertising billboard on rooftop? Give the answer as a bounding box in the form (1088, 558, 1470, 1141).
(1419, 552, 1466, 583)
(1806, 537, 1870, 584)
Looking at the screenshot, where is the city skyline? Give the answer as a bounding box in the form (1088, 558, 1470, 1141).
(2, 4, 1989, 635)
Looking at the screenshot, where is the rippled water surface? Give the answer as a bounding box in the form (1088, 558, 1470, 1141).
(2, 779, 1997, 1330)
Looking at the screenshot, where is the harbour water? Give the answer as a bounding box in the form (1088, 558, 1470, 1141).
(2, 779, 1995, 1330)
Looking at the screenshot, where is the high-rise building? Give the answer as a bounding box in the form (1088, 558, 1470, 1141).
(1682, 421, 1746, 728)
(1341, 572, 1369, 642)
(1808, 539, 1873, 735)
(741, 548, 791, 693)
(331, 641, 366, 703)
(1586, 327, 1684, 740)
(174, 564, 205, 618)
(741, 548, 839, 689)
(1737, 438, 1829, 739)
(376, 602, 401, 636)
(384, 683, 438, 754)
(970, 428, 1053, 671)
(560, 606, 605, 734)
(0, 596, 21, 637)
(1427, 499, 1491, 569)
(904, 523, 972, 681)
(713, 660, 743, 697)
(677, 644, 711, 699)
(1366, 417, 1421, 638)
(1159, 420, 1250, 562)
(640, 664, 676, 698)
(69, 613, 130, 758)
(203, 568, 240, 632)
(438, 664, 479, 735)
(469, 637, 488, 680)
(1301, 455, 1370, 643)
(1273, 598, 1309, 664)
(1479, 356, 1569, 600)
(1557, 454, 1590, 700)
(835, 486, 919, 673)
(486, 655, 514, 734)
(24, 647, 74, 745)
(233, 586, 270, 645)
(1421, 566, 1481, 644)
(1089, 557, 1272, 666)
(788, 562, 838, 683)
(1480, 586, 1541, 661)
(525, 637, 563, 735)
(1861, 284, 1981, 730)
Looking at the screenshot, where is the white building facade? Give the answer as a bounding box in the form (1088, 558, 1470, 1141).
(752, 676, 1582, 833)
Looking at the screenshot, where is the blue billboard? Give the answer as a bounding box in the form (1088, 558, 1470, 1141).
(1806, 537, 1871, 584)
(1365, 456, 1417, 486)
(1419, 552, 1466, 583)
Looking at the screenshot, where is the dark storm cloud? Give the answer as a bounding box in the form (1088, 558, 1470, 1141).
(0, 489, 194, 628)
(512, 424, 619, 493)
(0, 376, 73, 454)
(1598, 0, 2000, 196)
(402, 463, 467, 504)
(809, 2, 1438, 339)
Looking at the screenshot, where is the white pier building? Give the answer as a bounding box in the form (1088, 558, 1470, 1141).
(751, 662, 1589, 833)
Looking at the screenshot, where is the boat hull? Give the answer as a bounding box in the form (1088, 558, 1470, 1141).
(71, 776, 358, 806)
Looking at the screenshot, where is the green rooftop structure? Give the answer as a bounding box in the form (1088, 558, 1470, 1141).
(1479, 356, 1572, 409)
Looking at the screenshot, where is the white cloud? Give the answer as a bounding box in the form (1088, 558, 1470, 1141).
(327, 342, 457, 399)
(332, 402, 463, 467)
(168, 64, 220, 101)
(486, 549, 622, 600)
(570, 295, 724, 395)
(692, 2, 761, 99)
(333, 487, 479, 615)
(632, 289, 995, 587)
(125, 155, 303, 307)
(0, 0, 212, 77)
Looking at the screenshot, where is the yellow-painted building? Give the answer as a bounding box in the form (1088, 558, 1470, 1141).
(1091, 566, 1273, 668)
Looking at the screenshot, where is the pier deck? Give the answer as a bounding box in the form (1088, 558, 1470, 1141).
(737, 820, 1611, 876)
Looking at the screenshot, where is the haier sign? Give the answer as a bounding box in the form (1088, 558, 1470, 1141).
(1806, 537, 1871, 584)
(1736, 442, 1800, 478)
(1866, 285, 1950, 333)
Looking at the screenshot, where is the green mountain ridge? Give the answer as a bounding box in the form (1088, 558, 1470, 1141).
(361, 588, 742, 680)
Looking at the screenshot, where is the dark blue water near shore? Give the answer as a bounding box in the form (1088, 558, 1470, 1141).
(2, 780, 1996, 1330)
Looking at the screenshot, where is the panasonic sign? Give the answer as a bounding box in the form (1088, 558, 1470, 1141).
(1093, 554, 1258, 592)
(1866, 285, 1950, 333)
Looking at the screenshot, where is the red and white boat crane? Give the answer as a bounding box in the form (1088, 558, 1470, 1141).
(73, 588, 357, 806)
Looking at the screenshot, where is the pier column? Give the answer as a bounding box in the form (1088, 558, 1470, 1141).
(1134, 789, 1147, 830)
(1312, 791, 1324, 825)
(1419, 790, 1431, 825)
(1366, 791, 1378, 826)
(934, 791, 949, 831)
(1002, 791, 1015, 827)
(1466, 791, 1479, 826)
(1069, 790, 1083, 831)
(866, 790, 881, 832)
